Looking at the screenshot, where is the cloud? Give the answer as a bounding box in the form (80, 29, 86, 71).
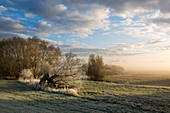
(104, 14, 168, 39)
(150, 60, 167, 63)
(28, 20, 65, 37)
(39, 38, 63, 46)
(25, 12, 35, 18)
(69, 48, 112, 56)
(59, 43, 110, 56)
(0, 17, 25, 32)
(32, 20, 53, 37)
(99, 0, 170, 19)
(107, 38, 169, 56)
(57, 35, 61, 38)
(59, 43, 148, 57)
(1, 0, 110, 38)
(55, 4, 67, 12)
(0, 31, 29, 39)
(8, 7, 17, 11)
(1, 0, 170, 40)
(0, 5, 7, 14)
(142, 38, 167, 45)
(109, 43, 134, 52)
(58, 41, 63, 45)
(157, 45, 170, 50)
(111, 22, 167, 39)
(40, 38, 61, 45)
(153, 18, 170, 26)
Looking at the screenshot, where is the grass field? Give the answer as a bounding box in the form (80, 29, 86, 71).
(105, 71, 170, 86)
(0, 74, 170, 113)
(80, 80, 170, 113)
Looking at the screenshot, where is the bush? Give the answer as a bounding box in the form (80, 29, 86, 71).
(20, 69, 33, 80)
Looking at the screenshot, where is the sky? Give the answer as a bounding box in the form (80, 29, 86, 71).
(0, 0, 170, 71)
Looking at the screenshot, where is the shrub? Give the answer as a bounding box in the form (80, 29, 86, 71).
(20, 69, 33, 80)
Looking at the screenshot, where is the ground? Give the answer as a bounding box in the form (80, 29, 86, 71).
(0, 73, 170, 113)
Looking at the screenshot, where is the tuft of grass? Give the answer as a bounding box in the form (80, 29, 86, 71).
(67, 89, 81, 97)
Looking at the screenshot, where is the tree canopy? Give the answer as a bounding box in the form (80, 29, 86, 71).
(0, 36, 61, 78)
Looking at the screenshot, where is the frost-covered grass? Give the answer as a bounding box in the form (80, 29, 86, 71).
(18, 78, 40, 84)
(0, 79, 170, 113)
(80, 80, 170, 112)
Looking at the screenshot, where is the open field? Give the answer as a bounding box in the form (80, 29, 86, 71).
(105, 71, 170, 86)
(0, 79, 170, 113)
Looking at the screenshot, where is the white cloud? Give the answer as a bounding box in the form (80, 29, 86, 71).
(40, 38, 59, 45)
(157, 45, 170, 51)
(25, 12, 35, 18)
(40, 38, 63, 46)
(0, 5, 7, 14)
(57, 35, 61, 38)
(108, 38, 169, 56)
(120, 18, 134, 26)
(55, 4, 67, 12)
(31, 20, 61, 37)
(142, 38, 168, 45)
(111, 20, 167, 39)
(58, 41, 63, 45)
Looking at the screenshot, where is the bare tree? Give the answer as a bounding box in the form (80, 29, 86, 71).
(40, 52, 84, 87)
